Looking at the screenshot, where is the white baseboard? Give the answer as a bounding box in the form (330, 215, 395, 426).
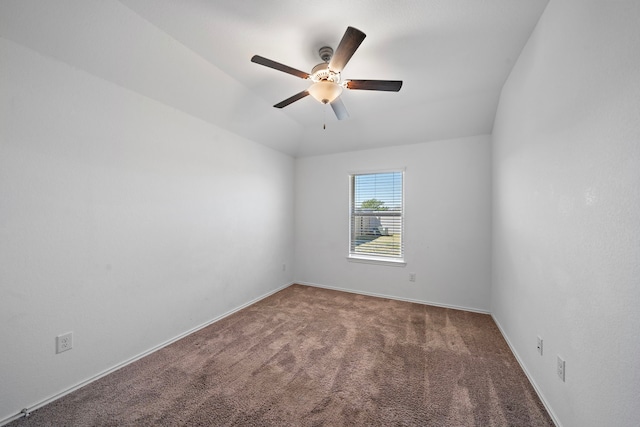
(491, 314, 561, 427)
(295, 281, 490, 314)
(1, 281, 294, 427)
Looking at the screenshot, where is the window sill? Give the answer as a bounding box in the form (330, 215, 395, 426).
(347, 255, 406, 267)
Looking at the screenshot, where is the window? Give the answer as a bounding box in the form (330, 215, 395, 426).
(349, 171, 404, 263)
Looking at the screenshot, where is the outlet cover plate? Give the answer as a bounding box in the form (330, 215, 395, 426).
(537, 336, 543, 355)
(56, 332, 73, 354)
(557, 355, 566, 381)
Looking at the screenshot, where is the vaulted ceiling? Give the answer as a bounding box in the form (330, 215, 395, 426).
(0, 0, 548, 157)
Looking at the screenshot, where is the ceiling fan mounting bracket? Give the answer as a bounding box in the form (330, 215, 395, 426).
(318, 46, 333, 62)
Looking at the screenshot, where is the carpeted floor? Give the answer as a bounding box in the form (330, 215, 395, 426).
(9, 284, 554, 426)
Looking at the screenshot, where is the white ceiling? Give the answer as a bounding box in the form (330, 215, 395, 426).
(0, 0, 548, 157)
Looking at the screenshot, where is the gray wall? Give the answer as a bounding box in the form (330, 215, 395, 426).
(295, 136, 492, 312)
(491, 1, 640, 426)
(0, 38, 295, 422)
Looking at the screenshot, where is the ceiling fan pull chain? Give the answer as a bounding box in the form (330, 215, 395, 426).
(323, 104, 327, 130)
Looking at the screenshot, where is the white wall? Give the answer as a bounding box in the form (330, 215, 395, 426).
(0, 38, 294, 423)
(295, 136, 492, 312)
(491, 1, 640, 426)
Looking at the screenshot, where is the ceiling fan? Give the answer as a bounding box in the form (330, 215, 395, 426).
(251, 26, 402, 120)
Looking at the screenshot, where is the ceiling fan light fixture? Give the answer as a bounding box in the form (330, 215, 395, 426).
(252, 26, 402, 118)
(308, 80, 343, 104)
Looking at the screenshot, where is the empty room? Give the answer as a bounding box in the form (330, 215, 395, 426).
(1, 1, 638, 426)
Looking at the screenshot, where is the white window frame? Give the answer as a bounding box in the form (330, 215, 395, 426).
(348, 169, 406, 267)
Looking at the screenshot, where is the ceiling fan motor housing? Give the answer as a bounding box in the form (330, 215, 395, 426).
(311, 63, 341, 84)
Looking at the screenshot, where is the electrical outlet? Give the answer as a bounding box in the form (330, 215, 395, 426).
(557, 355, 566, 382)
(56, 332, 73, 354)
(537, 336, 543, 355)
(282, 263, 286, 271)
(409, 272, 416, 282)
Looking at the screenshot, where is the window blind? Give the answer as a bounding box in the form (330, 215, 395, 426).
(349, 171, 404, 259)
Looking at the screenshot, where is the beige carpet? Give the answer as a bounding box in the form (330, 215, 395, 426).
(9, 284, 554, 426)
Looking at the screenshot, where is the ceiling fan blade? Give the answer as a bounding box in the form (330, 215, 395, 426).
(330, 97, 350, 120)
(251, 55, 310, 79)
(346, 80, 403, 92)
(274, 90, 310, 108)
(328, 27, 366, 72)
